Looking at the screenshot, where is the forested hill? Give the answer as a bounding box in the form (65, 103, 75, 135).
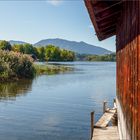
(9, 38, 112, 55)
(34, 38, 112, 55)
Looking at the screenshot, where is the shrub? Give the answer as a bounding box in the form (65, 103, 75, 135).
(0, 50, 36, 81)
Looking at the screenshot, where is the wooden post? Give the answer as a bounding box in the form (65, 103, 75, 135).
(103, 101, 107, 113)
(113, 98, 116, 108)
(113, 98, 116, 103)
(91, 111, 94, 139)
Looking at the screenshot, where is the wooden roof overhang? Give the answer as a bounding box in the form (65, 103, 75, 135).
(85, 0, 123, 41)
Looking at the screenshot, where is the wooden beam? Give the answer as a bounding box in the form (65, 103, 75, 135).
(96, 11, 121, 22)
(102, 28, 116, 36)
(94, 1, 122, 16)
(84, 0, 102, 40)
(91, 0, 98, 5)
(92, 0, 122, 8)
(99, 24, 116, 32)
(99, 32, 116, 41)
(85, 0, 123, 41)
(97, 18, 119, 28)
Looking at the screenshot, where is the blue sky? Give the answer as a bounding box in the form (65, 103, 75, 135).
(0, 0, 116, 51)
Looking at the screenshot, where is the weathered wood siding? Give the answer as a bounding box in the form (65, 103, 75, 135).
(116, 1, 140, 140)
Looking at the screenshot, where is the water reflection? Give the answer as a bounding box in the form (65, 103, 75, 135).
(0, 79, 33, 100)
(0, 62, 116, 140)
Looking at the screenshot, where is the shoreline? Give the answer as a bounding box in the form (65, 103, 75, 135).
(0, 63, 74, 83)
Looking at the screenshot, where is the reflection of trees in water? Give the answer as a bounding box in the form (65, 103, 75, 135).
(0, 79, 33, 100)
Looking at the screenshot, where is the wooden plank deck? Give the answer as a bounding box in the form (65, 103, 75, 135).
(94, 109, 116, 128)
(91, 100, 120, 140)
(92, 126, 119, 140)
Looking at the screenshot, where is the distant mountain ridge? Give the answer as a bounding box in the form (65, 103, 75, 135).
(9, 40, 27, 45)
(9, 38, 112, 55)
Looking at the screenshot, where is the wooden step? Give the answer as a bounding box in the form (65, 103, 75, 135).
(94, 109, 116, 128)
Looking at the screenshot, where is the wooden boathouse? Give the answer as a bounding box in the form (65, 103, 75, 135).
(85, 0, 140, 140)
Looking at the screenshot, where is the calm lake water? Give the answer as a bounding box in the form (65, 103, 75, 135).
(0, 62, 116, 140)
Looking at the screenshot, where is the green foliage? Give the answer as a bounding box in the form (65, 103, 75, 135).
(0, 50, 36, 81)
(44, 45, 61, 61)
(12, 43, 36, 54)
(12, 43, 75, 61)
(87, 53, 116, 61)
(37, 47, 46, 61)
(0, 40, 12, 51)
(0, 41, 75, 82)
(43, 45, 75, 61)
(76, 53, 116, 62)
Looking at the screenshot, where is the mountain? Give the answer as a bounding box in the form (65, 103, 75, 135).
(9, 38, 112, 55)
(9, 40, 27, 45)
(34, 38, 112, 55)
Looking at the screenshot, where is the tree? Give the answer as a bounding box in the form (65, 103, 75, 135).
(12, 43, 75, 62)
(12, 44, 24, 53)
(23, 44, 34, 54)
(0, 40, 12, 51)
(45, 45, 61, 61)
(37, 47, 46, 61)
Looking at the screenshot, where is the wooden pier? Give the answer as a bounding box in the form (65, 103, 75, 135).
(90, 100, 120, 140)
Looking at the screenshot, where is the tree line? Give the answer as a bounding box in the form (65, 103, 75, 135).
(0, 40, 115, 62)
(0, 40, 75, 61)
(86, 53, 116, 61)
(76, 53, 116, 61)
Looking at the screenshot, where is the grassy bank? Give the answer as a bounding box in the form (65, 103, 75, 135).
(34, 64, 74, 75)
(0, 50, 74, 82)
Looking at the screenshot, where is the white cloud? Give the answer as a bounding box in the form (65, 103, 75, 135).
(47, 0, 63, 6)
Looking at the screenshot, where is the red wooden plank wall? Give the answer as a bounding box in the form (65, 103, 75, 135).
(116, 1, 140, 140)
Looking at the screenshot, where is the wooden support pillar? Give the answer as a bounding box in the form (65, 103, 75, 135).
(113, 98, 116, 108)
(91, 111, 94, 139)
(103, 101, 107, 113)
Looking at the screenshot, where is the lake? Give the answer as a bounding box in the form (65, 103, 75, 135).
(0, 62, 116, 140)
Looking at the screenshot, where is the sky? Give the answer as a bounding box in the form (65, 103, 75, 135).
(0, 0, 116, 51)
